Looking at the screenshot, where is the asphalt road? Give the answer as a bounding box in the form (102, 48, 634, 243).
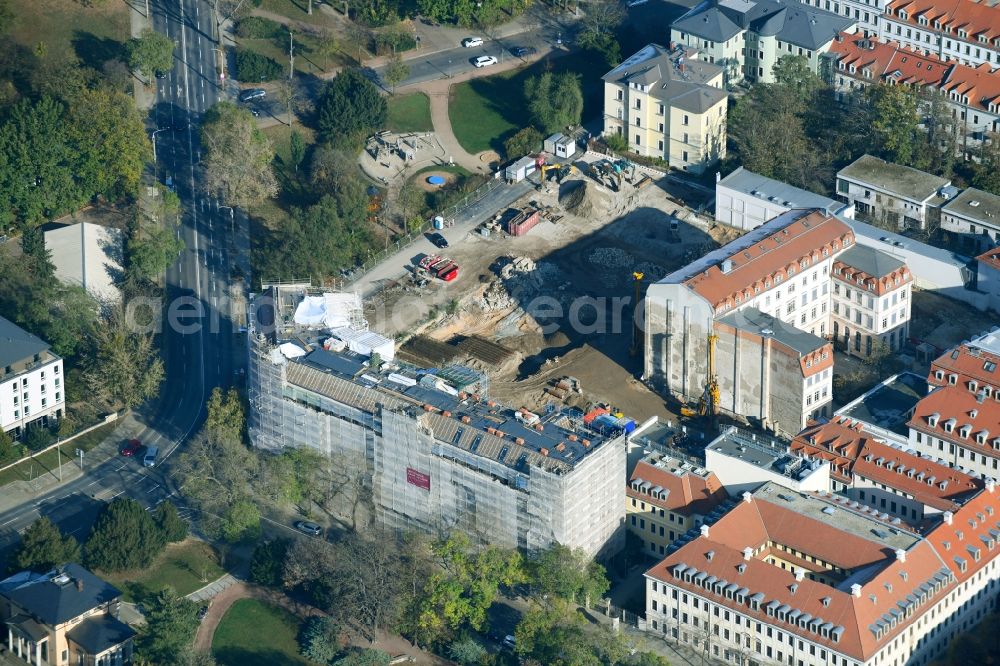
(0, 0, 243, 567)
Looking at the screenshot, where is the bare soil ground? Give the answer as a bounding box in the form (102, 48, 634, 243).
(417, 170, 459, 192)
(910, 289, 999, 351)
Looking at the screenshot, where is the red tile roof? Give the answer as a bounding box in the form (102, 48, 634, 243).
(683, 210, 854, 309)
(832, 259, 911, 297)
(628, 458, 728, 517)
(792, 418, 981, 511)
(907, 385, 1000, 456)
(885, 0, 1000, 44)
(928, 338, 1000, 391)
(977, 246, 1000, 272)
(924, 488, 1000, 585)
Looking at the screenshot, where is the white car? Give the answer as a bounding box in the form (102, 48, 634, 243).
(462, 37, 484, 48)
(474, 55, 498, 68)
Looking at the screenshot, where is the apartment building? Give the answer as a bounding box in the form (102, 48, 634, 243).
(927, 328, 1000, 392)
(907, 383, 1000, 479)
(836, 154, 953, 230)
(830, 244, 912, 357)
(602, 44, 728, 174)
(0, 563, 135, 666)
(644, 482, 1000, 666)
(715, 167, 851, 231)
(882, 0, 1000, 68)
(941, 187, 1000, 252)
(248, 288, 626, 558)
(825, 33, 1000, 145)
(645, 208, 910, 435)
(670, 0, 856, 85)
(627, 452, 729, 559)
(791, 416, 981, 523)
(978, 247, 1000, 313)
(0, 315, 64, 438)
(706, 427, 831, 495)
(798, 0, 887, 37)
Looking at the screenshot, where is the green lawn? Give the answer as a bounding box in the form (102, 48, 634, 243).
(387, 92, 433, 133)
(261, 0, 342, 28)
(102, 539, 225, 602)
(213, 599, 314, 666)
(0, 423, 117, 487)
(448, 51, 608, 155)
(9, 0, 129, 71)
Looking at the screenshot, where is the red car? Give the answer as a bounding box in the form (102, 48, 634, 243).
(121, 439, 142, 457)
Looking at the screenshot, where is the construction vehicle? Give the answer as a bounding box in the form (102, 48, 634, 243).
(591, 160, 620, 191)
(629, 271, 647, 357)
(613, 159, 637, 183)
(538, 163, 562, 181)
(418, 254, 460, 282)
(680, 332, 720, 418)
(557, 163, 577, 182)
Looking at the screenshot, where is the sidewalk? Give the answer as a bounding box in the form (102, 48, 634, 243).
(127, 0, 158, 111)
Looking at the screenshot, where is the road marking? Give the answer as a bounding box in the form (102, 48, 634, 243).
(146, 485, 160, 493)
(111, 489, 126, 499)
(0, 517, 20, 527)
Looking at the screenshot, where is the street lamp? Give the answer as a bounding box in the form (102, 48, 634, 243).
(151, 128, 170, 163)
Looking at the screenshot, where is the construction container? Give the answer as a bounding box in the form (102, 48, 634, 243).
(506, 209, 542, 236)
(544, 132, 578, 160)
(504, 156, 537, 183)
(583, 407, 608, 425)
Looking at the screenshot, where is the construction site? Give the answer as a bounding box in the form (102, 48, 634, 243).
(365, 151, 737, 424)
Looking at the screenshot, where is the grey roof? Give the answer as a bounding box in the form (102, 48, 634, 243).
(835, 244, 905, 278)
(0, 315, 50, 369)
(718, 166, 843, 213)
(602, 44, 727, 114)
(43, 222, 123, 303)
(0, 564, 122, 626)
(942, 187, 1000, 228)
(718, 307, 827, 356)
(836, 372, 928, 437)
(837, 155, 950, 202)
(672, 0, 853, 49)
(66, 615, 135, 655)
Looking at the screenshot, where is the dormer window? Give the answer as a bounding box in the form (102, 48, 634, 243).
(960, 425, 972, 439)
(944, 418, 956, 433)
(949, 374, 958, 385)
(935, 370, 945, 381)
(978, 431, 989, 445)
(928, 413, 940, 427)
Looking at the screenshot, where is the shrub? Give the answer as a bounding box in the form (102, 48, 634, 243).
(373, 30, 417, 56)
(236, 48, 283, 82)
(503, 127, 543, 160)
(604, 133, 628, 153)
(236, 16, 281, 39)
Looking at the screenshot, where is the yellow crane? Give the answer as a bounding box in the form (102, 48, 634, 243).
(629, 271, 645, 357)
(679, 331, 720, 418)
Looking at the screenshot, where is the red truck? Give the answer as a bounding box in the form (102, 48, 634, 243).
(418, 255, 460, 282)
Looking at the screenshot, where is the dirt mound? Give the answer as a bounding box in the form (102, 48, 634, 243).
(559, 179, 603, 217)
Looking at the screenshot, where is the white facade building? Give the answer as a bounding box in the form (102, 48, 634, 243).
(0, 316, 64, 437)
(836, 154, 953, 231)
(941, 187, 1000, 253)
(882, 0, 1000, 69)
(714, 167, 852, 231)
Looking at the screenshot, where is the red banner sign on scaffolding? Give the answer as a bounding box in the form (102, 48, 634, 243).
(407, 467, 431, 491)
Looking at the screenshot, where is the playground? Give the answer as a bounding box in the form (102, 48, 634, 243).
(357, 130, 456, 186)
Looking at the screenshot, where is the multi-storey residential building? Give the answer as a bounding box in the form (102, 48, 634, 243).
(249, 288, 626, 558)
(836, 154, 953, 230)
(670, 0, 856, 85)
(601, 44, 728, 174)
(715, 166, 852, 231)
(627, 452, 729, 559)
(791, 416, 981, 523)
(644, 482, 1000, 666)
(799, 0, 887, 37)
(825, 33, 1000, 145)
(907, 383, 1000, 479)
(645, 208, 911, 435)
(978, 247, 1000, 313)
(882, 0, 1000, 68)
(0, 563, 135, 666)
(830, 244, 912, 356)
(927, 328, 1000, 392)
(0, 315, 64, 439)
(941, 187, 1000, 252)
(706, 427, 831, 495)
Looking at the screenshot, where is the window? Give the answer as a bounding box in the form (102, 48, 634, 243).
(617, 89, 624, 100)
(635, 134, 641, 145)
(682, 114, 690, 125)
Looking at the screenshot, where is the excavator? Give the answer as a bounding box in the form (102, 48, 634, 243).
(612, 159, 637, 184)
(680, 332, 720, 419)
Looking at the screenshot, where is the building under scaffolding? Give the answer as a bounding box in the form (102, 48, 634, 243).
(248, 285, 627, 558)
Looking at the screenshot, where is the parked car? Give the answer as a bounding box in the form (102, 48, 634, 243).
(428, 232, 449, 249)
(238, 88, 266, 102)
(502, 635, 516, 650)
(510, 46, 537, 57)
(197, 606, 209, 621)
(120, 439, 142, 457)
(474, 55, 498, 68)
(462, 37, 484, 48)
(294, 521, 322, 536)
(142, 446, 159, 468)
(155, 70, 167, 79)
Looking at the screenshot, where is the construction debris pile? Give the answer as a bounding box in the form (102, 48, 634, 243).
(479, 256, 572, 313)
(559, 180, 605, 217)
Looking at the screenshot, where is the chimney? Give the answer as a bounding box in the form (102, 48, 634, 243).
(987, 478, 996, 493)
(850, 583, 862, 598)
(700, 524, 710, 538)
(794, 569, 805, 581)
(743, 546, 753, 560)
(706, 550, 715, 562)
(895, 549, 906, 563)
(944, 511, 954, 525)
(742, 491, 753, 503)
(75, 578, 84, 592)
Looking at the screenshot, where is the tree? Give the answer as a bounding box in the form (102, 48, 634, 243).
(221, 499, 261, 543)
(127, 29, 175, 78)
(525, 72, 583, 134)
(866, 84, 921, 167)
(205, 387, 245, 444)
(972, 132, 1000, 196)
(20, 225, 55, 284)
(175, 650, 218, 666)
(530, 543, 609, 606)
(128, 221, 184, 279)
(332, 648, 391, 666)
(383, 52, 409, 94)
(201, 102, 277, 208)
(85, 304, 164, 410)
(317, 69, 387, 146)
(155, 501, 189, 543)
(85, 498, 166, 571)
(10, 517, 80, 572)
(771, 55, 823, 103)
(235, 48, 283, 81)
(298, 616, 342, 663)
(250, 538, 290, 587)
(0, 429, 23, 465)
(448, 636, 487, 665)
(138, 588, 200, 665)
(289, 130, 306, 173)
(503, 126, 542, 160)
(578, 0, 623, 66)
(0, 0, 13, 34)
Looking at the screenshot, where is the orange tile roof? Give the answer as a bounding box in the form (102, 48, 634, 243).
(976, 245, 1000, 272)
(646, 494, 960, 661)
(832, 258, 912, 298)
(924, 488, 1000, 585)
(940, 61, 1000, 114)
(928, 339, 1000, 391)
(908, 385, 1000, 456)
(682, 210, 854, 309)
(886, 0, 1000, 42)
(792, 418, 981, 511)
(628, 458, 728, 517)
